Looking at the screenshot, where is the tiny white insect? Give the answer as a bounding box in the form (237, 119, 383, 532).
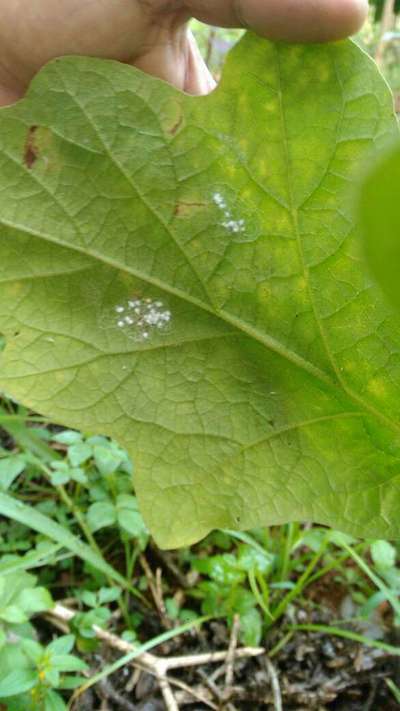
(112, 296, 172, 342)
(213, 191, 246, 234)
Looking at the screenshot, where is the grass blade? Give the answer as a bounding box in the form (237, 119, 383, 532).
(289, 623, 400, 656)
(339, 541, 400, 618)
(0, 492, 129, 590)
(0, 543, 65, 574)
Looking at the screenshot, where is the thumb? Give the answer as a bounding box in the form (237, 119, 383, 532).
(184, 30, 216, 94)
(187, 0, 368, 42)
(130, 26, 215, 95)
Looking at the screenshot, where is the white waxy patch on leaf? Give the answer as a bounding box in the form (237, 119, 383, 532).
(212, 192, 246, 234)
(113, 298, 171, 342)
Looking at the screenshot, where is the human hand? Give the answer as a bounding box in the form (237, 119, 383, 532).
(0, 0, 368, 105)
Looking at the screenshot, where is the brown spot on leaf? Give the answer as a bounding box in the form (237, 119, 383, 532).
(23, 125, 38, 169)
(174, 201, 206, 217)
(168, 114, 184, 136)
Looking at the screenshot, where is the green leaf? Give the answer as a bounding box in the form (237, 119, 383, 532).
(0, 572, 37, 606)
(370, 540, 397, 571)
(386, 679, 400, 705)
(0, 641, 32, 675)
(98, 586, 121, 605)
(50, 654, 88, 672)
(237, 544, 273, 575)
(80, 590, 98, 608)
(359, 140, 400, 309)
(49, 470, 70, 486)
(0, 456, 25, 491)
(0, 543, 64, 575)
(18, 586, 54, 615)
(116, 495, 148, 541)
(21, 638, 44, 664)
(0, 669, 37, 697)
(0, 35, 398, 548)
(44, 690, 67, 711)
(194, 554, 245, 585)
(74, 607, 111, 638)
(231, 588, 259, 618)
(0, 605, 28, 624)
(67, 443, 92, 467)
(58, 675, 86, 690)
(44, 668, 60, 688)
(93, 446, 123, 476)
(240, 607, 263, 647)
(86, 501, 116, 532)
(69, 467, 88, 485)
(47, 635, 76, 656)
(52, 431, 82, 446)
(0, 493, 129, 589)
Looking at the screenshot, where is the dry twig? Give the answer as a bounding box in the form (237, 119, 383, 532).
(225, 615, 240, 689)
(140, 555, 172, 629)
(48, 603, 264, 711)
(99, 678, 138, 711)
(150, 545, 190, 589)
(265, 657, 283, 711)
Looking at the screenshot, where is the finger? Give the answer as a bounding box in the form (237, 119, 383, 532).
(0, 85, 22, 107)
(186, 0, 368, 42)
(131, 29, 215, 95)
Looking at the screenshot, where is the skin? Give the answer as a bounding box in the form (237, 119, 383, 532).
(0, 0, 368, 105)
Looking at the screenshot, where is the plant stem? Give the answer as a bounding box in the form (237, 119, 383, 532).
(271, 538, 328, 625)
(279, 522, 298, 582)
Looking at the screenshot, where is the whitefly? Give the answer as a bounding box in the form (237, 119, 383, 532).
(106, 297, 172, 342)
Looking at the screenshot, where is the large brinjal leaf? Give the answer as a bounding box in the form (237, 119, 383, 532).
(0, 34, 398, 548)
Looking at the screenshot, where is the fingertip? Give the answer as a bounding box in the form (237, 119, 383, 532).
(321, 0, 369, 41)
(239, 0, 369, 43)
(0, 84, 23, 108)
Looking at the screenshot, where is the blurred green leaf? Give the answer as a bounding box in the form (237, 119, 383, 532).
(50, 654, 88, 672)
(21, 638, 43, 664)
(116, 495, 148, 544)
(52, 432, 82, 446)
(0, 457, 25, 491)
(98, 586, 121, 605)
(86, 501, 116, 532)
(194, 554, 245, 586)
(93, 446, 123, 477)
(0, 669, 37, 698)
(67, 443, 92, 468)
(47, 635, 75, 656)
(240, 607, 263, 646)
(371, 540, 397, 571)
(44, 690, 67, 711)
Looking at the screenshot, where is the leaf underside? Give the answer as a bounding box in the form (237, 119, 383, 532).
(0, 34, 399, 548)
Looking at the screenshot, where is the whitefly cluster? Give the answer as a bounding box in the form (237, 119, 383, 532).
(114, 297, 171, 341)
(213, 192, 245, 234)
